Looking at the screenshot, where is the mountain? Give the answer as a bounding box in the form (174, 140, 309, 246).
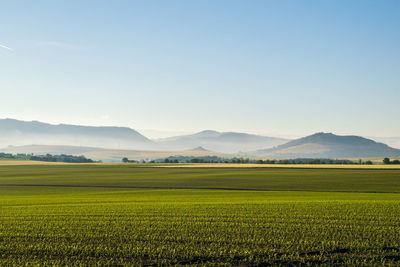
(0, 119, 288, 153)
(370, 137, 400, 149)
(155, 130, 289, 153)
(252, 132, 400, 159)
(7, 119, 396, 159)
(0, 118, 155, 150)
(0, 144, 229, 162)
(191, 146, 209, 151)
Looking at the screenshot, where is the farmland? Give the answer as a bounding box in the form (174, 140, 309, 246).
(1, 165, 400, 265)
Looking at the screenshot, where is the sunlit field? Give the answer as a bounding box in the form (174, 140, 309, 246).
(1, 165, 400, 265)
(155, 163, 400, 169)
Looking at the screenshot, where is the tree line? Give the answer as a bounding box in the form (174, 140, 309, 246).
(0, 153, 97, 163)
(383, 158, 400, 165)
(122, 156, 371, 165)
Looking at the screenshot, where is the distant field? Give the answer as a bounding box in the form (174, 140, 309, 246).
(2, 160, 400, 169)
(155, 163, 400, 169)
(0, 160, 71, 165)
(1, 165, 400, 192)
(1, 165, 400, 265)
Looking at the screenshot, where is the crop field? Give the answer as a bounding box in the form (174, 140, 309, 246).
(157, 163, 400, 169)
(1, 165, 400, 265)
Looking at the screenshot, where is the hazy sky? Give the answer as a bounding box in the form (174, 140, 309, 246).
(1, 0, 399, 138)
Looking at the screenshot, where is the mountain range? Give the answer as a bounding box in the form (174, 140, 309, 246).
(1, 119, 399, 161)
(0, 119, 287, 153)
(155, 130, 288, 153)
(0, 118, 154, 150)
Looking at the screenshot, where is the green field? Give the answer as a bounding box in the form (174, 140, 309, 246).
(1, 165, 400, 265)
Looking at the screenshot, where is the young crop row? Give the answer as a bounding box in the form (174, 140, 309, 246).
(1, 190, 400, 266)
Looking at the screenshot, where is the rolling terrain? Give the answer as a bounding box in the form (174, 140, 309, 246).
(0, 119, 288, 154)
(370, 136, 400, 149)
(155, 130, 289, 153)
(252, 132, 400, 159)
(2, 119, 400, 160)
(0, 118, 155, 150)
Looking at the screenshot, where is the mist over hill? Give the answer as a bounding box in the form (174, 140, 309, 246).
(252, 132, 400, 159)
(1, 119, 399, 159)
(0, 119, 287, 153)
(155, 130, 289, 153)
(0, 144, 228, 163)
(0, 119, 155, 150)
(370, 137, 400, 149)
(0, 119, 289, 153)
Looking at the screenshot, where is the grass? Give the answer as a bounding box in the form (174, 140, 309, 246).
(1, 165, 400, 192)
(1, 165, 400, 265)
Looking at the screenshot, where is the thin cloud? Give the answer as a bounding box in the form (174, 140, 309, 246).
(0, 44, 13, 51)
(35, 41, 85, 51)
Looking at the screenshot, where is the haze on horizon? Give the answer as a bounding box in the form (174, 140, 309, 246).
(1, 1, 399, 138)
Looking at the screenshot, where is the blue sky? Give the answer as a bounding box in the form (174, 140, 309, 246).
(1, 0, 399, 138)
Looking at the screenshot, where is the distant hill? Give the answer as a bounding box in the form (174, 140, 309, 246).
(155, 130, 289, 153)
(190, 146, 209, 151)
(0, 144, 229, 162)
(0, 119, 288, 153)
(0, 118, 155, 150)
(5, 119, 396, 158)
(252, 132, 400, 159)
(370, 136, 400, 149)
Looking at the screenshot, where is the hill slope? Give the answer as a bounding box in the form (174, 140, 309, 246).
(0, 118, 155, 150)
(370, 136, 400, 149)
(156, 130, 289, 153)
(252, 132, 400, 158)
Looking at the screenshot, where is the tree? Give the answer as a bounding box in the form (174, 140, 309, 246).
(122, 157, 129, 163)
(383, 158, 391, 165)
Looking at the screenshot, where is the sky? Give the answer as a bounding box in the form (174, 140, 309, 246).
(1, 0, 399, 138)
